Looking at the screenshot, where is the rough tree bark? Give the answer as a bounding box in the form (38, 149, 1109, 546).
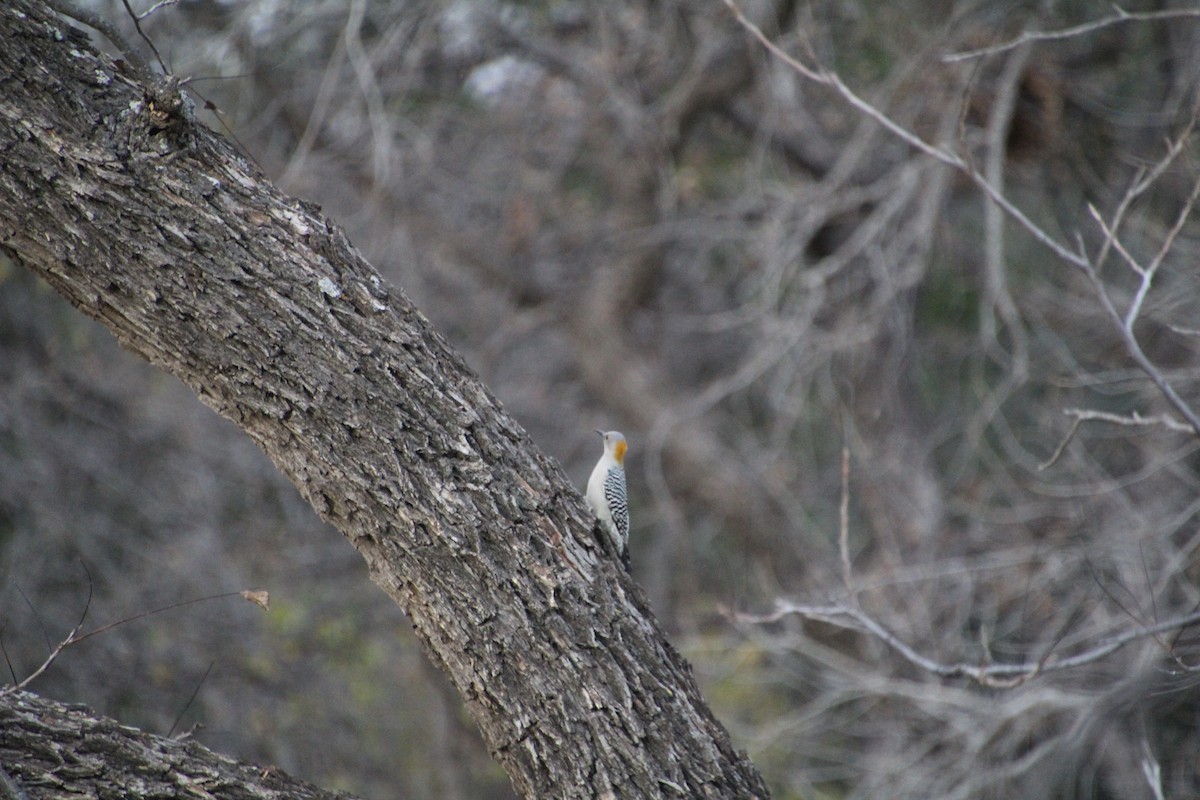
(0, 2, 769, 798)
(0, 689, 360, 800)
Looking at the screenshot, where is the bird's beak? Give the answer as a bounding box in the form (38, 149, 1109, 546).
(594, 429, 604, 437)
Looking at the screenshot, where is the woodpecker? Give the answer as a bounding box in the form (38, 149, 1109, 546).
(587, 429, 629, 566)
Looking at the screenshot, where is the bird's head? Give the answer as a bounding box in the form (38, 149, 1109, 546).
(596, 429, 628, 465)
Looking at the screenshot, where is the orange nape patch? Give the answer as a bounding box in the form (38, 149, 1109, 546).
(614, 439, 627, 463)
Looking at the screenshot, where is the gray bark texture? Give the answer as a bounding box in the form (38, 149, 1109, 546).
(0, 1, 770, 798)
(0, 689, 360, 800)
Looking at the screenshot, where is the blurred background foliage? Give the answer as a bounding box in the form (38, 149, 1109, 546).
(3, 1, 1200, 798)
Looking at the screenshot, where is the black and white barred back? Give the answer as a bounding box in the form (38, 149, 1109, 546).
(603, 465, 629, 551)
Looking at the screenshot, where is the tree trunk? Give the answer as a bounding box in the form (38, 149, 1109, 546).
(0, 2, 770, 797)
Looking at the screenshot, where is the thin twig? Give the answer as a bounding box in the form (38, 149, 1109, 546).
(1166, 323, 1200, 338)
(1140, 543, 1159, 644)
(979, 43, 1032, 375)
(70, 591, 251, 646)
(1086, 203, 1144, 277)
(0, 634, 18, 687)
(135, 0, 182, 21)
(0, 577, 94, 697)
(1041, 408, 1193, 470)
(838, 446, 854, 601)
(1063, 407, 1193, 433)
(0, 590, 262, 696)
(1038, 415, 1083, 470)
(343, 0, 393, 185)
(1093, 109, 1198, 277)
(1079, 254, 1200, 435)
(168, 659, 215, 738)
(119, 0, 169, 74)
(1134, 167, 1200, 320)
(1076, 107, 1200, 434)
(14, 586, 52, 653)
(1165, 599, 1200, 671)
(944, 7, 1200, 63)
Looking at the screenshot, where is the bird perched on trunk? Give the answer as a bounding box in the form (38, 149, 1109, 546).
(587, 430, 629, 567)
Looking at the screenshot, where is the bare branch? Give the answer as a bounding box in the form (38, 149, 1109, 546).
(1063, 407, 1194, 434)
(1138, 166, 1200, 298)
(1080, 253, 1200, 434)
(727, 0, 1200, 436)
(134, 0, 182, 21)
(1038, 415, 1083, 471)
(277, 29, 351, 188)
(740, 600, 1200, 686)
(1088, 117, 1200, 332)
(343, 0, 393, 185)
(979, 43, 1032, 376)
(0, 590, 260, 697)
(119, 0, 168, 74)
(1141, 739, 1167, 800)
(1093, 111, 1198, 277)
(0, 635, 16, 688)
(13, 585, 52, 654)
(944, 7, 1200, 63)
(722, 0, 1091, 272)
(838, 445, 854, 600)
(1087, 203, 1145, 278)
(0, 578, 92, 698)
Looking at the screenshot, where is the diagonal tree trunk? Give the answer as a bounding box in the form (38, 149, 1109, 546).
(0, 2, 770, 797)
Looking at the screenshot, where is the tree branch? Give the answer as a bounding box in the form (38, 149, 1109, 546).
(724, 0, 1200, 437)
(1040, 408, 1194, 469)
(740, 600, 1200, 687)
(721, 0, 1091, 271)
(943, 7, 1200, 63)
(0, 689, 361, 800)
(0, 3, 769, 797)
